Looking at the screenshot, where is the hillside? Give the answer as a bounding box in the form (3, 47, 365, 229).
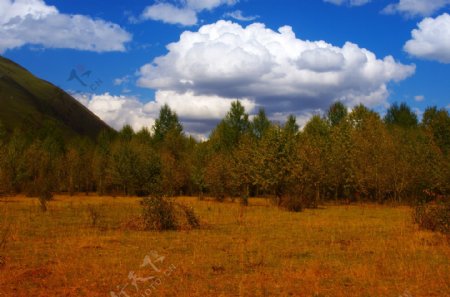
(0, 56, 111, 140)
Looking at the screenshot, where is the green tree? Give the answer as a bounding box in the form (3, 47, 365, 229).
(153, 104, 183, 143)
(106, 127, 138, 195)
(93, 129, 115, 195)
(0, 130, 27, 194)
(231, 134, 257, 203)
(350, 108, 393, 202)
(210, 101, 250, 151)
(251, 108, 271, 140)
(253, 124, 299, 208)
(190, 142, 210, 199)
(327, 117, 355, 201)
(300, 115, 330, 206)
(108, 139, 138, 196)
(204, 152, 235, 201)
(284, 115, 299, 136)
(119, 125, 134, 142)
(132, 140, 162, 196)
(65, 138, 94, 195)
(23, 141, 57, 210)
(384, 102, 418, 128)
(327, 101, 347, 127)
(422, 106, 450, 155)
(348, 104, 379, 129)
(152, 105, 190, 196)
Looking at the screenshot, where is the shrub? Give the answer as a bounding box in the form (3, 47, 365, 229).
(413, 201, 449, 235)
(142, 196, 177, 231)
(178, 204, 200, 228)
(280, 195, 303, 212)
(141, 196, 200, 231)
(240, 195, 249, 206)
(86, 204, 104, 227)
(38, 190, 52, 212)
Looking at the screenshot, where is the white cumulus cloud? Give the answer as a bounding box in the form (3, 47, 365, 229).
(145, 90, 255, 121)
(414, 95, 425, 101)
(186, 0, 237, 11)
(74, 93, 154, 131)
(382, 0, 450, 17)
(140, 0, 237, 26)
(141, 3, 198, 26)
(404, 13, 450, 63)
(224, 10, 259, 21)
(324, 0, 372, 6)
(137, 20, 415, 117)
(0, 0, 131, 53)
(74, 91, 254, 137)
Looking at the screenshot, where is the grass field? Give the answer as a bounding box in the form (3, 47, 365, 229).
(0, 195, 448, 297)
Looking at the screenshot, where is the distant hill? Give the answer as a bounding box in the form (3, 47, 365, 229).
(0, 56, 112, 140)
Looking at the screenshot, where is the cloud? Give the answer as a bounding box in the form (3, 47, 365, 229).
(113, 75, 131, 86)
(324, 0, 372, 7)
(74, 93, 154, 131)
(186, 0, 238, 11)
(382, 0, 450, 18)
(140, 0, 237, 26)
(74, 91, 255, 138)
(141, 3, 197, 26)
(137, 20, 415, 118)
(414, 95, 425, 101)
(412, 107, 424, 119)
(224, 10, 259, 21)
(145, 90, 255, 121)
(0, 0, 131, 53)
(404, 13, 450, 63)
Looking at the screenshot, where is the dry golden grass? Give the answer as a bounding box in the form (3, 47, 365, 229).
(0, 195, 448, 297)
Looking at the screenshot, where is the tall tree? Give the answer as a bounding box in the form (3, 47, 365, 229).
(93, 129, 115, 195)
(153, 104, 183, 143)
(348, 104, 379, 129)
(350, 108, 393, 202)
(422, 106, 450, 155)
(24, 141, 57, 209)
(210, 101, 250, 151)
(108, 138, 139, 196)
(327, 117, 355, 201)
(1, 130, 27, 193)
(284, 115, 299, 136)
(384, 102, 418, 128)
(327, 101, 348, 127)
(251, 108, 271, 140)
(300, 115, 330, 206)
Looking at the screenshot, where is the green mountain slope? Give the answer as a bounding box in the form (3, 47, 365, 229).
(0, 56, 111, 140)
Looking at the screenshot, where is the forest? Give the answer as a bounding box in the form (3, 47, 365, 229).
(0, 101, 449, 210)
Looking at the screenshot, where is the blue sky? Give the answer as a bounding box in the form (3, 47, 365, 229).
(1, 0, 449, 137)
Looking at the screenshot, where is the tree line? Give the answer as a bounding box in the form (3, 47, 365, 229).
(0, 102, 449, 210)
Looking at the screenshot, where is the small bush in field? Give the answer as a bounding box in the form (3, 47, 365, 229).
(281, 195, 303, 212)
(142, 196, 176, 231)
(413, 201, 449, 235)
(179, 204, 200, 228)
(38, 190, 53, 212)
(141, 196, 200, 231)
(240, 195, 249, 206)
(86, 204, 104, 227)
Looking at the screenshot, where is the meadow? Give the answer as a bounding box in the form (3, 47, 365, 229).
(0, 195, 449, 297)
